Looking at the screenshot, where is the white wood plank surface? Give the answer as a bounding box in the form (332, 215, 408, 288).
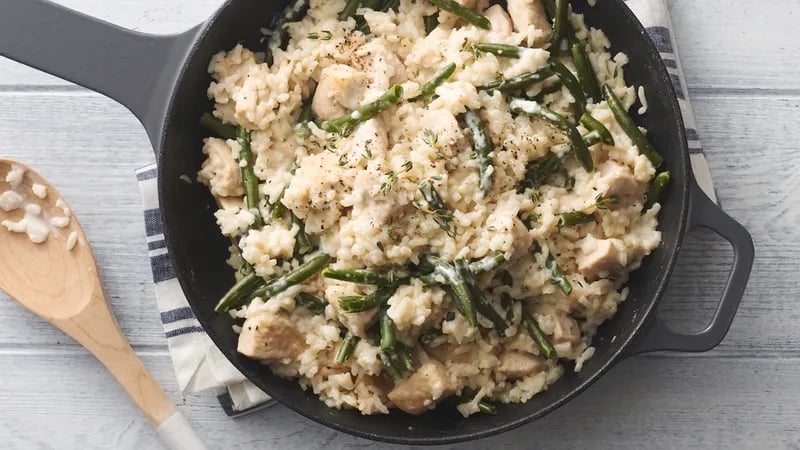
(0, 1, 796, 449)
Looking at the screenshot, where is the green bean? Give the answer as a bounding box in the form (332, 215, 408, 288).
(645, 171, 671, 209)
(296, 292, 326, 314)
(381, 353, 405, 379)
(551, 0, 569, 56)
(200, 113, 236, 140)
(571, 42, 601, 102)
(430, 0, 491, 29)
(582, 130, 602, 147)
(420, 327, 442, 345)
(217, 253, 332, 312)
(215, 272, 264, 314)
(558, 211, 595, 226)
(538, 79, 564, 97)
(522, 309, 556, 359)
(380, 313, 397, 351)
(509, 98, 593, 171)
(603, 84, 664, 167)
(410, 63, 456, 102)
(422, 255, 477, 327)
(338, 285, 396, 313)
(580, 112, 614, 145)
(294, 95, 315, 140)
(471, 43, 521, 58)
(323, 268, 396, 285)
(320, 85, 404, 136)
(396, 342, 416, 372)
(518, 152, 562, 192)
(364, 0, 381, 8)
(339, 0, 362, 20)
(467, 252, 506, 275)
(479, 67, 555, 93)
(542, 0, 555, 19)
(271, 187, 287, 219)
(464, 110, 493, 197)
(424, 13, 439, 34)
(380, 0, 400, 11)
(292, 214, 313, 255)
(478, 400, 497, 415)
(335, 333, 360, 364)
(236, 127, 264, 228)
(549, 61, 586, 119)
(457, 259, 507, 335)
(545, 251, 572, 295)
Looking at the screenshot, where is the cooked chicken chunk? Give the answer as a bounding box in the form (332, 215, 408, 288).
(312, 64, 369, 120)
(353, 40, 408, 89)
(533, 304, 581, 345)
(426, 342, 475, 364)
(484, 4, 514, 37)
(198, 137, 244, 198)
(237, 313, 307, 361)
(387, 360, 455, 415)
(344, 118, 389, 161)
(420, 108, 463, 156)
(594, 161, 643, 209)
(506, 0, 552, 44)
(497, 351, 545, 378)
(578, 237, 627, 280)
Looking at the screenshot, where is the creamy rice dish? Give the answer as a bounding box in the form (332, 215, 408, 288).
(197, 0, 670, 416)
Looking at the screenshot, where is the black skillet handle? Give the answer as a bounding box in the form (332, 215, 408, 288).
(625, 178, 755, 355)
(0, 0, 202, 151)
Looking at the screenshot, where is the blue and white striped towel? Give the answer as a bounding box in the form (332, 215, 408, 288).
(136, 0, 718, 418)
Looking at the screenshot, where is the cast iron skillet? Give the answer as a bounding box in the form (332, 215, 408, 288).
(0, 0, 755, 444)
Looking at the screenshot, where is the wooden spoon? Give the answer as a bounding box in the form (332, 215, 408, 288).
(0, 159, 206, 450)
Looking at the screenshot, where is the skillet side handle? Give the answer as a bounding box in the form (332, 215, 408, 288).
(625, 179, 754, 355)
(0, 0, 201, 152)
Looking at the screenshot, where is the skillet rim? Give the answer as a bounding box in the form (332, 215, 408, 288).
(157, 0, 691, 443)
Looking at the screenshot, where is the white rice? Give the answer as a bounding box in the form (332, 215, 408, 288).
(198, 0, 662, 416)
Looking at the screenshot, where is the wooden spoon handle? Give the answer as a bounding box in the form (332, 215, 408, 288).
(51, 288, 207, 449)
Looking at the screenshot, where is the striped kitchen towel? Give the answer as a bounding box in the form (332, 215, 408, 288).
(136, 0, 718, 418)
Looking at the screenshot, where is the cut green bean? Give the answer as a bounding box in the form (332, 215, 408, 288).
(410, 63, 456, 102)
(582, 130, 602, 147)
(479, 67, 555, 93)
(200, 113, 236, 140)
(321, 85, 404, 136)
(478, 401, 497, 415)
(645, 171, 671, 209)
(292, 214, 313, 255)
(381, 353, 405, 379)
(421, 255, 477, 327)
(458, 259, 507, 335)
(580, 112, 614, 145)
(338, 285, 396, 313)
(215, 272, 264, 314)
(509, 98, 593, 172)
(603, 84, 664, 167)
(296, 292, 326, 314)
(271, 187, 287, 219)
(294, 95, 315, 140)
(545, 251, 572, 295)
(542, 0, 555, 19)
(549, 61, 586, 119)
(323, 268, 396, 285)
(420, 327, 442, 345)
(467, 252, 506, 275)
(380, 0, 400, 11)
(430, 0, 491, 29)
(236, 127, 264, 229)
(424, 13, 439, 34)
(551, 0, 568, 56)
(339, 0, 362, 20)
(215, 253, 331, 312)
(380, 313, 397, 352)
(363, 0, 381, 8)
(522, 309, 556, 359)
(335, 333, 359, 364)
(266, 0, 310, 66)
(464, 110, 494, 197)
(471, 43, 521, 58)
(571, 42, 601, 101)
(396, 342, 416, 372)
(558, 211, 595, 226)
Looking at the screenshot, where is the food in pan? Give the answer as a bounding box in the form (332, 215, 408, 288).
(197, 0, 670, 416)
